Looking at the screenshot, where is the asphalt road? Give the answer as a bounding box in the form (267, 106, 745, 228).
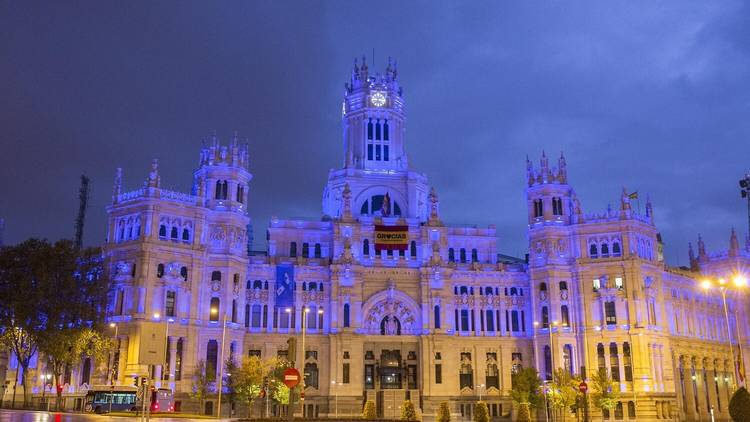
(0, 409, 230, 422)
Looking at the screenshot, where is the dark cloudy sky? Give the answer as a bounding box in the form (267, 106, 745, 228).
(1, 1, 749, 264)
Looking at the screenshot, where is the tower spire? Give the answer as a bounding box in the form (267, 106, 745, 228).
(112, 168, 123, 204)
(730, 227, 740, 256)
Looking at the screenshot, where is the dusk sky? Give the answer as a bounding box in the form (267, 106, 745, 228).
(1, 1, 749, 265)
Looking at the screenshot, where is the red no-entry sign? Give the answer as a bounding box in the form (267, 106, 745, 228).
(579, 381, 588, 393)
(283, 368, 301, 388)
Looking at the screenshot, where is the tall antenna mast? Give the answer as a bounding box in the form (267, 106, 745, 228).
(74, 175, 90, 249)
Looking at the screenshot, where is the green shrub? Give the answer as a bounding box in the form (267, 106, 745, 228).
(401, 400, 418, 421)
(516, 402, 531, 422)
(362, 400, 376, 419)
(730, 386, 750, 422)
(473, 401, 489, 422)
(436, 401, 451, 422)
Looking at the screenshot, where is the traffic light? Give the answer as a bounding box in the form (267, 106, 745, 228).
(286, 337, 297, 364)
(133, 376, 139, 387)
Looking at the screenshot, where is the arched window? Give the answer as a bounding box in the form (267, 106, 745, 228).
(544, 346, 552, 380)
(485, 309, 495, 332)
(471, 248, 478, 263)
(434, 305, 441, 329)
(563, 344, 573, 374)
(308, 282, 317, 291)
(613, 242, 622, 257)
(459, 286, 469, 295)
(314, 243, 321, 258)
(182, 228, 190, 242)
(393, 201, 400, 215)
(360, 200, 369, 215)
(485, 287, 493, 296)
(367, 119, 373, 140)
(180, 266, 188, 281)
(206, 340, 218, 381)
(363, 239, 370, 256)
(343, 304, 350, 328)
(211, 271, 221, 281)
(460, 248, 467, 263)
(210, 297, 220, 322)
(244, 304, 250, 327)
(559, 281, 568, 291)
(410, 241, 417, 257)
(448, 248, 455, 262)
(383, 120, 389, 140)
(253, 280, 262, 289)
(597, 344, 606, 372)
(539, 282, 547, 292)
(236, 185, 244, 203)
(541, 306, 549, 328)
(302, 243, 309, 257)
(610, 343, 621, 382)
(159, 225, 167, 238)
(601, 243, 610, 257)
(534, 199, 544, 218)
(290, 242, 297, 257)
(215, 180, 223, 199)
(375, 120, 381, 140)
(623, 342, 633, 381)
(221, 181, 228, 199)
(590, 243, 598, 258)
(561, 305, 570, 327)
(614, 402, 624, 420)
(627, 401, 636, 419)
(304, 362, 319, 389)
(510, 287, 518, 296)
(170, 227, 178, 239)
(252, 304, 262, 328)
(81, 357, 91, 385)
(231, 299, 237, 323)
(156, 263, 165, 278)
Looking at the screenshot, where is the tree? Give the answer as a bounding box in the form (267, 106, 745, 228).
(511, 367, 543, 421)
(38, 328, 111, 410)
(362, 399, 376, 419)
(436, 401, 451, 422)
(590, 368, 619, 421)
(0, 239, 107, 408)
(473, 401, 489, 422)
(190, 360, 211, 413)
(401, 399, 418, 421)
(730, 386, 750, 422)
(232, 356, 273, 417)
(548, 369, 581, 422)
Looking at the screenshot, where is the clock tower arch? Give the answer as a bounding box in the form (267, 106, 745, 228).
(322, 56, 430, 221)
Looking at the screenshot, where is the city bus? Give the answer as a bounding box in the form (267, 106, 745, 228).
(150, 387, 175, 413)
(84, 385, 138, 413)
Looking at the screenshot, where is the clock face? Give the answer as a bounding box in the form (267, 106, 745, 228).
(371, 91, 387, 107)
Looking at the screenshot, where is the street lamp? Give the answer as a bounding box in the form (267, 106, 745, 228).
(701, 276, 746, 391)
(476, 383, 485, 401)
(331, 380, 338, 418)
(739, 172, 750, 242)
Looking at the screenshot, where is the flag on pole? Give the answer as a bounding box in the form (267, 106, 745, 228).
(628, 191, 639, 200)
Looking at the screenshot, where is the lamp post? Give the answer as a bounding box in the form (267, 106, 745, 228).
(476, 383, 485, 401)
(701, 275, 747, 391)
(217, 312, 227, 420)
(739, 172, 750, 241)
(331, 380, 338, 418)
(41, 373, 52, 411)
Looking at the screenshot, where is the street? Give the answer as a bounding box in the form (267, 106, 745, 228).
(0, 409, 232, 422)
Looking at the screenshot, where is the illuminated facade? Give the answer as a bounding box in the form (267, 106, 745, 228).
(3, 59, 750, 421)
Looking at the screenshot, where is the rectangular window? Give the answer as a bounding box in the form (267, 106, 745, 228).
(384, 145, 389, 161)
(593, 278, 601, 291)
(375, 144, 381, 161)
(460, 309, 470, 331)
(248, 350, 261, 357)
(435, 364, 442, 384)
(165, 291, 176, 317)
(511, 311, 520, 332)
(615, 277, 624, 289)
(252, 305, 262, 328)
(486, 310, 495, 332)
(605, 301, 617, 325)
(408, 365, 417, 389)
(367, 144, 373, 160)
(116, 289, 124, 315)
(174, 339, 183, 381)
(343, 363, 350, 384)
(365, 365, 374, 389)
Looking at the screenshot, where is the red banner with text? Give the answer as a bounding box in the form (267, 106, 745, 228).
(374, 225, 408, 252)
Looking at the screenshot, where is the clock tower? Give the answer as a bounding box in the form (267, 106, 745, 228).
(322, 56, 430, 221)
